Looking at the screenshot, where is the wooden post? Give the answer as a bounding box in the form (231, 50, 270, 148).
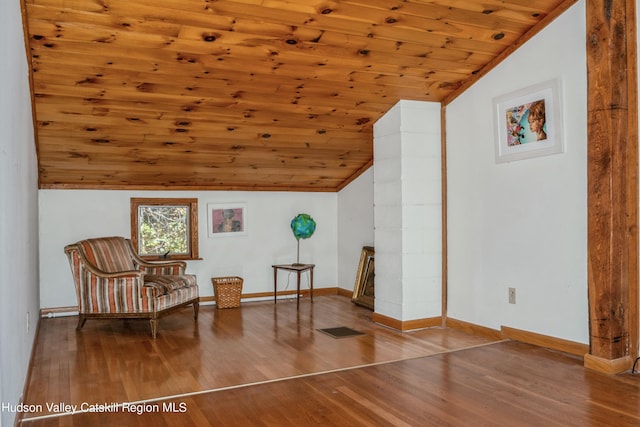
(585, 0, 638, 373)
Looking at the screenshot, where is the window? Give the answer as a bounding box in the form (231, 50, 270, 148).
(130, 198, 199, 260)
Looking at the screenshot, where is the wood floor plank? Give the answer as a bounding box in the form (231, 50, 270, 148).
(18, 295, 640, 426)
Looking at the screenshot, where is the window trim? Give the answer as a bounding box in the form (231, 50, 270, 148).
(130, 197, 200, 261)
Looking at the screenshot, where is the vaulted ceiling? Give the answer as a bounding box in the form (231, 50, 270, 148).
(23, 0, 574, 191)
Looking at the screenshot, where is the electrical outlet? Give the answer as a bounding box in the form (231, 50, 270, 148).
(508, 287, 516, 304)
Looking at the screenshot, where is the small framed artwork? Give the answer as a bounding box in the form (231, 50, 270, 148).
(207, 203, 247, 237)
(493, 78, 563, 163)
(352, 246, 374, 310)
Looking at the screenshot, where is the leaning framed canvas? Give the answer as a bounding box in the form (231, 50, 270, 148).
(207, 203, 247, 237)
(493, 78, 563, 163)
(352, 246, 374, 310)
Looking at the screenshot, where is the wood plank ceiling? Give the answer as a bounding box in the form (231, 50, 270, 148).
(23, 0, 571, 191)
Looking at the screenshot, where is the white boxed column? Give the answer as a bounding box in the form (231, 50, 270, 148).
(373, 100, 442, 323)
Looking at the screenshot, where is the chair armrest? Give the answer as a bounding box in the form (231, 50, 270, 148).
(77, 260, 143, 279)
(136, 259, 187, 275)
(122, 238, 187, 275)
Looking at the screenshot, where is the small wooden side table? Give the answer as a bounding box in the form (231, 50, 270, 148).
(272, 263, 315, 309)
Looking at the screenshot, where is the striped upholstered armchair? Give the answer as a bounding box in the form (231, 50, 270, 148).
(64, 236, 199, 338)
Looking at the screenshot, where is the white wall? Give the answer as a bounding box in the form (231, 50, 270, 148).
(337, 168, 374, 293)
(446, 1, 588, 343)
(39, 190, 337, 308)
(0, 0, 40, 425)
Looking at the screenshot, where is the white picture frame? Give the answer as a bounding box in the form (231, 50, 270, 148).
(493, 78, 564, 163)
(207, 203, 247, 237)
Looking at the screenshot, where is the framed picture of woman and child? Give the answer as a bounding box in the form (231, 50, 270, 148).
(493, 78, 564, 163)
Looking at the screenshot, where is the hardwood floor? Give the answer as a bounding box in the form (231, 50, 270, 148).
(18, 295, 640, 426)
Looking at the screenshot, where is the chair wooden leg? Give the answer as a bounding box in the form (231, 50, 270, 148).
(150, 318, 158, 339)
(193, 301, 199, 320)
(76, 314, 86, 330)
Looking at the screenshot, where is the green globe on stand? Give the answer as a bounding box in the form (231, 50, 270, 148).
(291, 213, 316, 264)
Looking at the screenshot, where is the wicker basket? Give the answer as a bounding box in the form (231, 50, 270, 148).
(211, 276, 243, 309)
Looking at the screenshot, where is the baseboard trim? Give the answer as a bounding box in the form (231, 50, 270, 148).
(445, 319, 589, 358)
(337, 287, 353, 298)
(40, 306, 78, 317)
(584, 353, 633, 374)
(372, 312, 442, 331)
(501, 325, 589, 357)
(209, 287, 341, 303)
(446, 318, 503, 340)
(43, 288, 345, 313)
